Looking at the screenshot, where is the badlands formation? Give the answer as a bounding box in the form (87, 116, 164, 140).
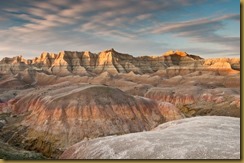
(60, 116, 240, 159)
(0, 49, 240, 159)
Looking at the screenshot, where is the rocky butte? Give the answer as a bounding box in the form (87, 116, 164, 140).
(0, 49, 240, 159)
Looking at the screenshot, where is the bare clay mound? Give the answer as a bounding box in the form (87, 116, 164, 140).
(60, 116, 240, 159)
(2, 84, 166, 158)
(145, 72, 240, 117)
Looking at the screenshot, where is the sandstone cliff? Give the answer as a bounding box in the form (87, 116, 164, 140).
(0, 49, 239, 77)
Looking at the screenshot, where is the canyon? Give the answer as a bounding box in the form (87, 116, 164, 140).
(0, 49, 240, 159)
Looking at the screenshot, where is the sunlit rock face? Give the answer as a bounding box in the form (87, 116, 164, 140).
(60, 116, 240, 159)
(36, 51, 97, 76)
(0, 49, 239, 77)
(0, 56, 28, 74)
(203, 58, 240, 75)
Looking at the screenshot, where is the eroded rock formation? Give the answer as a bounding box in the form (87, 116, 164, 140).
(60, 116, 240, 159)
(0, 49, 239, 77)
(0, 49, 240, 159)
(1, 84, 169, 158)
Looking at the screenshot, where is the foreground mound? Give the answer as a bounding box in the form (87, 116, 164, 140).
(2, 84, 166, 158)
(60, 116, 240, 159)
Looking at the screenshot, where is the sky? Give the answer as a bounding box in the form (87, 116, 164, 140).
(0, 0, 240, 59)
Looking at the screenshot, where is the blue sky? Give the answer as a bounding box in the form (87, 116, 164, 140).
(0, 0, 240, 59)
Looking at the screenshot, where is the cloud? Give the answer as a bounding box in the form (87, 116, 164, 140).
(1, 0, 207, 34)
(0, 17, 6, 22)
(136, 14, 152, 20)
(0, 46, 11, 51)
(74, 0, 200, 40)
(143, 14, 240, 55)
(31, 1, 61, 12)
(0, 0, 240, 59)
(177, 47, 240, 58)
(148, 14, 239, 34)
